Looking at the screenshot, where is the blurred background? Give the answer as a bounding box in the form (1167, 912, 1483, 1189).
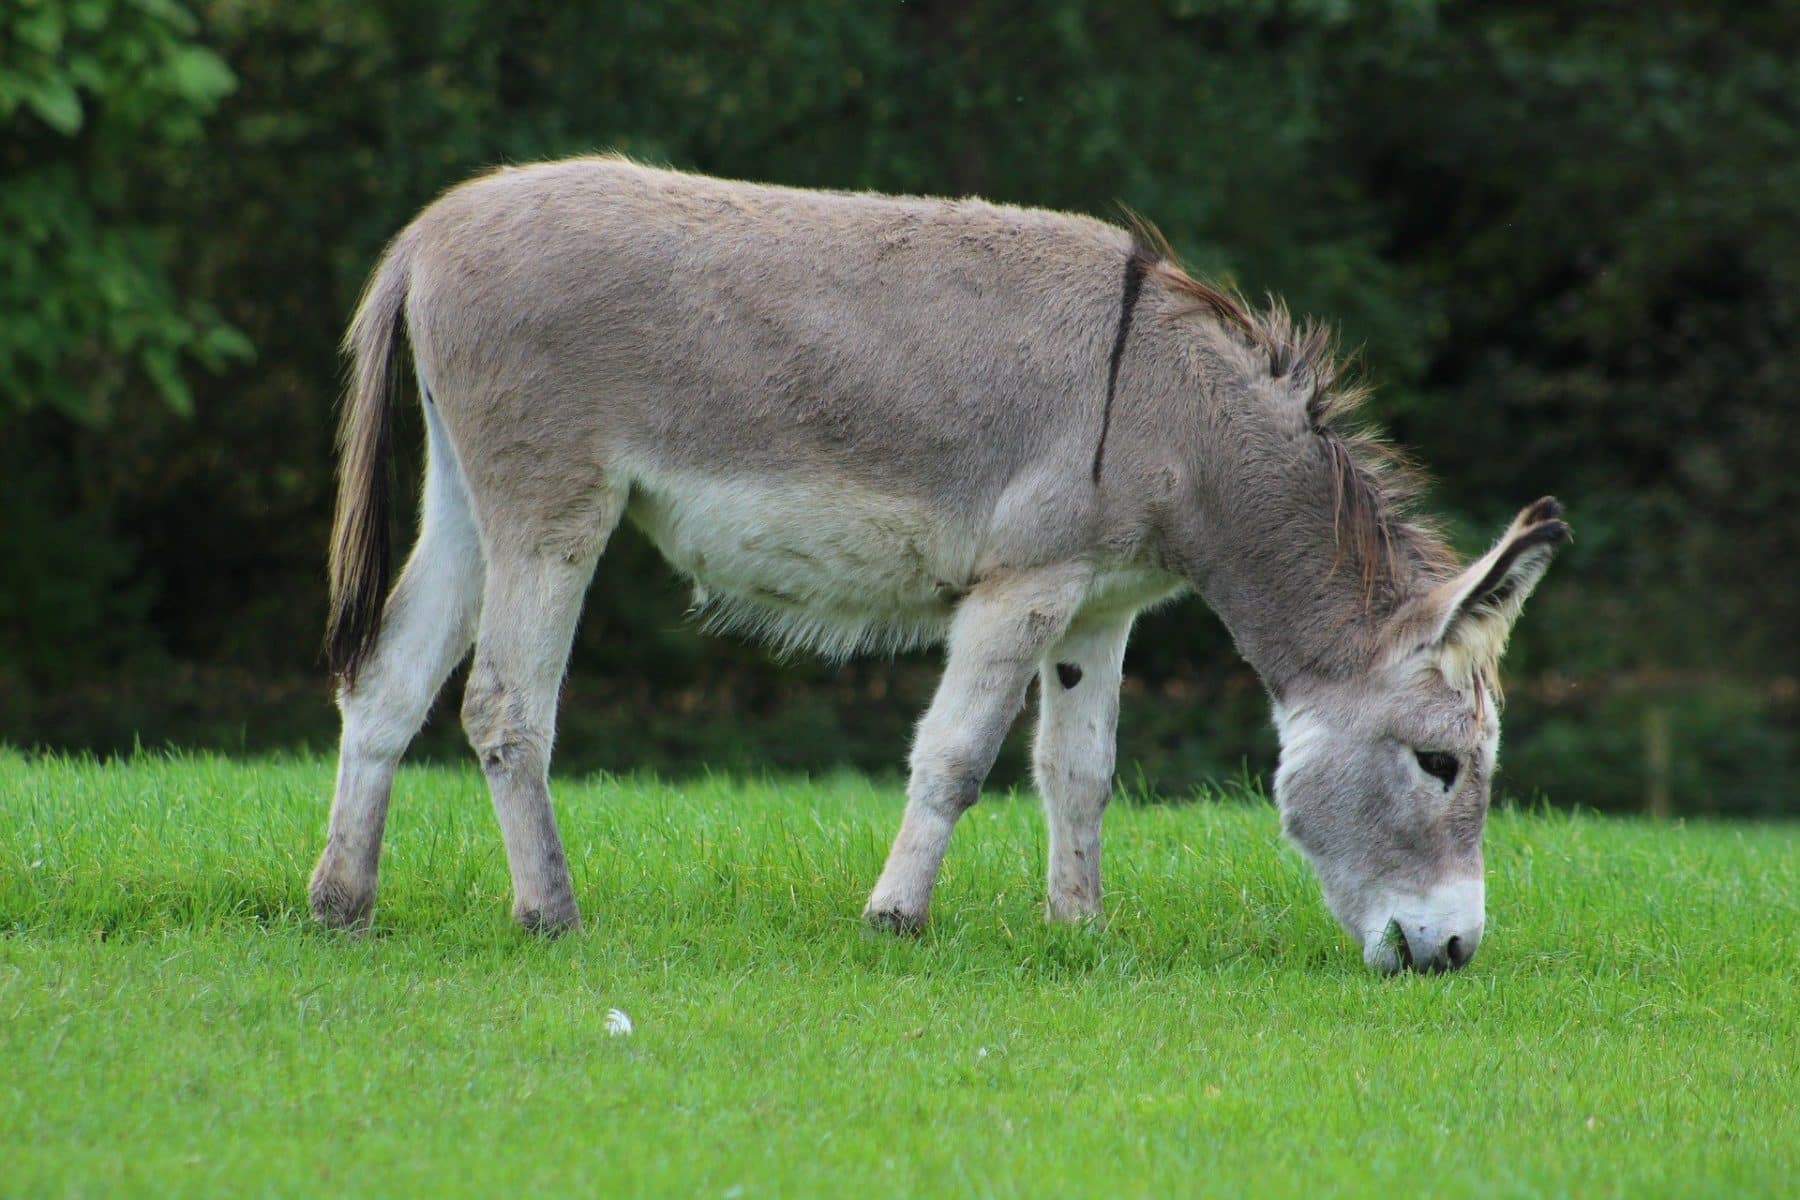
(3, 0, 1796, 815)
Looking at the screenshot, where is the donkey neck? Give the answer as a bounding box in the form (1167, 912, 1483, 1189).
(1136, 330, 1399, 695)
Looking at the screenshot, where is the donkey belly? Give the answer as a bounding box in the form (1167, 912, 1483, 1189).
(623, 471, 973, 658)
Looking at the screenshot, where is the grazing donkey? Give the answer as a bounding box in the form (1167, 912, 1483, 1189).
(312, 156, 1567, 973)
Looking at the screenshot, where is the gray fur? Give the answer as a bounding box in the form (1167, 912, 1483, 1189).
(312, 157, 1566, 971)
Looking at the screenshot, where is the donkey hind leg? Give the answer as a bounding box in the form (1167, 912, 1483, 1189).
(864, 564, 1092, 932)
(1034, 612, 1133, 923)
(461, 494, 624, 934)
(312, 401, 484, 928)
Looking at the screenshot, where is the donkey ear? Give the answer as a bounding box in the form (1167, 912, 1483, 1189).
(1424, 497, 1571, 668)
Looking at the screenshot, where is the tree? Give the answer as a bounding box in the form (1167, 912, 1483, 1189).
(0, 0, 250, 424)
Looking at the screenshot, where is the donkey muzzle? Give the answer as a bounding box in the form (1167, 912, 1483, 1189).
(1364, 878, 1485, 974)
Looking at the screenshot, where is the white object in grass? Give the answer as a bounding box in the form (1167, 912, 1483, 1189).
(605, 1008, 633, 1036)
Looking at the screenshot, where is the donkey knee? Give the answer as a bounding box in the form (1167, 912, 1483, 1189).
(1035, 753, 1115, 813)
(908, 742, 986, 818)
(460, 668, 548, 776)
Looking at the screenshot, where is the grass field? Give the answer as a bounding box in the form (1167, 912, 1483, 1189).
(2, 750, 1796, 1197)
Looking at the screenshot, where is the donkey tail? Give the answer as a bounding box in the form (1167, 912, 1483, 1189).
(325, 227, 417, 688)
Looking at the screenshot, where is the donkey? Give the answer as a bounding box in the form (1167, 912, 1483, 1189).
(311, 156, 1567, 973)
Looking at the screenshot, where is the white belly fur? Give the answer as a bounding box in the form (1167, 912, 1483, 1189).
(622, 468, 1187, 660)
(624, 471, 973, 659)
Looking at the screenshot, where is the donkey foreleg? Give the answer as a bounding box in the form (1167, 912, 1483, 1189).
(1034, 613, 1132, 923)
(864, 564, 1091, 932)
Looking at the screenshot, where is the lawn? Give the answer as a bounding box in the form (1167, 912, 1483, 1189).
(1, 750, 1796, 1197)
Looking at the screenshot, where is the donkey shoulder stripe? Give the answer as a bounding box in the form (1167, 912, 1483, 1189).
(1089, 248, 1151, 483)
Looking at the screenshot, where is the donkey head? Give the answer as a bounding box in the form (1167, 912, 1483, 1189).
(1273, 498, 1569, 973)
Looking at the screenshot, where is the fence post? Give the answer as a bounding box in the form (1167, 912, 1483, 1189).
(1644, 704, 1671, 819)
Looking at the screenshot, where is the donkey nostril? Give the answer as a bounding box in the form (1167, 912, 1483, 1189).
(1446, 935, 1472, 969)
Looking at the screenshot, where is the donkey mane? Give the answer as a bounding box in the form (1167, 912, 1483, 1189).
(1124, 220, 1458, 613)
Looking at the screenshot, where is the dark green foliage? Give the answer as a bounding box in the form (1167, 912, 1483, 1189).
(1, 0, 1793, 813)
(0, 0, 251, 423)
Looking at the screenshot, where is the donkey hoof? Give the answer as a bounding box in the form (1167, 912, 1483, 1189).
(308, 874, 375, 930)
(515, 899, 582, 936)
(863, 906, 927, 937)
(1046, 899, 1105, 926)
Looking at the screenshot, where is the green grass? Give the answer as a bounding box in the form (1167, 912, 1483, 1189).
(2, 751, 1796, 1198)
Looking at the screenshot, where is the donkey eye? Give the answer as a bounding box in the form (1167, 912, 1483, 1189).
(1414, 750, 1460, 788)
